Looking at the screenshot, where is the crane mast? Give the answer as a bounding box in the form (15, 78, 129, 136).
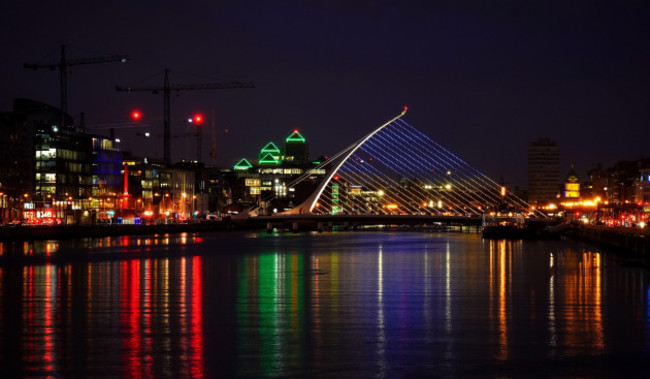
(116, 68, 253, 166)
(24, 45, 130, 127)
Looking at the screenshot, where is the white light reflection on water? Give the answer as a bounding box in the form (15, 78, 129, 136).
(376, 244, 386, 376)
(444, 241, 452, 363)
(549, 251, 557, 354)
(423, 244, 432, 345)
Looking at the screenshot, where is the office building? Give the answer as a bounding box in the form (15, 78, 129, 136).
(527, 138, 559, 206)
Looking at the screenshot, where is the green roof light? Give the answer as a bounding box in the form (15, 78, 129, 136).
(259, 153, 281, 165)
(260, 142, 281, 154)
(286, 130, 306, 143)
(234, 158, 253, 170)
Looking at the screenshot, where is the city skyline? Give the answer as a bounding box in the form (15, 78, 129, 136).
(2, 1, 649, 188)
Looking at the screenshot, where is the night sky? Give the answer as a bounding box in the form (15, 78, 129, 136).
(2, 1, 649, 188)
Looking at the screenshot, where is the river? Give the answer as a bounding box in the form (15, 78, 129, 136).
(0, 230, 648, 377)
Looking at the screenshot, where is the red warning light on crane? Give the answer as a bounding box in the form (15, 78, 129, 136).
(193, 113, 204, 125)
(131, 110, 142, 120)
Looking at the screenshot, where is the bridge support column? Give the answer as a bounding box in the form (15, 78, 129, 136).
(266, 222, 273, 233)
(317, 222, 324, 233)
(292, 222, 299, 233)
(343, 222, 350, 230)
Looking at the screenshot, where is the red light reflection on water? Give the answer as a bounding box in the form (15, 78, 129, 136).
(120, 260, 146, 378)
(190, 256, 204, 377)
(20, 265, 58, 376)
(42, 265, 56, 373)
(2, 233, 206, 376)
(143, 259, 153, 376)
(115, 255, 204, 377)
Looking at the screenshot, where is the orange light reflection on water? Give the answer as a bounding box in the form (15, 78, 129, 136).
(559, 251, 604, 355)
(488, 240, 514, 361)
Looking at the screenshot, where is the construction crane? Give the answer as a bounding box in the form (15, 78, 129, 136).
(116, 68, 254, 166)
(24, 44, 129, 127)
(135, 128, 201, 162)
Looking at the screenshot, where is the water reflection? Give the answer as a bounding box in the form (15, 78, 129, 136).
(550, 249, 604, 356)
(0, 232, 201, 259)
(486, 240, 607, 362)
(236, 252, 307, 376)
(1, 255, 207, 377)
(488, 239, 516, 361)
(232, 233, 650, 376)
(0, 232, 649, 377)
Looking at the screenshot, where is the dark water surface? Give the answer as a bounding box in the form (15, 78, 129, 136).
(1, 231, 649, 377)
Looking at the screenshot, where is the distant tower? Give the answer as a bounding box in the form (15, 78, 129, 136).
(527, 138, 559, 205)
(284, 130, 309, 162)
(564, 164, 580, 198)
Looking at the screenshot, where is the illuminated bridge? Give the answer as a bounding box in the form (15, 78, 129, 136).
(243, 108, 543, 230)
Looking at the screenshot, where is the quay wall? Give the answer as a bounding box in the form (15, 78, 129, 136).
(564, 224, 650, 256)
(0, 221, 232, 242)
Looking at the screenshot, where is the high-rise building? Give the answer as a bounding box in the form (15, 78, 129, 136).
(284, 130, 309, 162)
(10, 98, 94, 200)
(527, 138, 559, 206)
(0, 98, 129, 222)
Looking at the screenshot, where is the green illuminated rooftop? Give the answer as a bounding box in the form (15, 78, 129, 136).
(286, 130, 306, 143)
(260, 142, 281, 155)
(258, 153, 281, 165)
(234, 158, 253, 170)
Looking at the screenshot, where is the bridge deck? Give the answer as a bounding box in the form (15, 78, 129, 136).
(248, 214, 484, 227)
